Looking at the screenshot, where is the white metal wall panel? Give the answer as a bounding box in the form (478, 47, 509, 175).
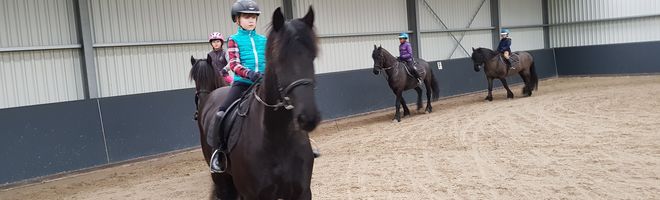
(548, 0, 660, 47)
(420, 30, 492, 60)
(94, 44, 208, 97)
(0, 0, 78, 47)
(500, 0, 543, 26)
(419, 0, 491, 31)
(315, 35, 400, 74)
(88, 0, 281, 44)
(293, 0, 408, 35)
(0, 50, 84, 109)
(550, 16, 660, 48)
(417, 0, 491, 60)
(508, 27, 544, 51)
(549, 0, 660, 23)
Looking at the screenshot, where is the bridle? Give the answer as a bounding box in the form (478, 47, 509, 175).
(373, 50, 400, 72)
(254, 78, 315, 111)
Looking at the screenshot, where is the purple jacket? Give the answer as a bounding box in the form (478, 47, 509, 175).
(399, 42, 413, 62)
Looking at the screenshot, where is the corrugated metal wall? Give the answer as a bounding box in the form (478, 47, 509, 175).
(294, 0, 408, 73)
(548, 0, 660, 47)
(500, 0, 544, 51)
(0, 0, 83, 109)
(419, 0, 492, 60)
(89, 0, 282, 97)
(94, 44, 208, 97)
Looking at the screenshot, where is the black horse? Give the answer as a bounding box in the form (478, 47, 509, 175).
(190, 7, 319, 200)
(470, 47, 538, 101)
(371, 46, 440, 122)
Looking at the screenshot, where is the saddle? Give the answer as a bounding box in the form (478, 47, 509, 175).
(500, 52, 520, 68)
(218, 86, 256, 153)
(401, 60, 425, 78)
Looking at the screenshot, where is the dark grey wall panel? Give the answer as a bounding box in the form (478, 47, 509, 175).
(0, 100, 106, 185)
(98, 89, 198, 162)
(555, 41, 660, 75)
(433, 58, 491, 97)
(529, 49, 558, 79)
(315, 69, 416, 120)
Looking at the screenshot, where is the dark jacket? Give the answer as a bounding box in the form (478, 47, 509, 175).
(207, 49, 228, 76)
(497, 37, 512, 53)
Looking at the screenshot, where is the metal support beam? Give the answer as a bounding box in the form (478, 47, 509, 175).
(74, 0, 99, 99)
(282, 0, 294, 20)
(542, 0, 550, 49)
(449, 0, 488, 58)
(490, 0, 500, 50)
(406, 0, 421, 58)
(421, 0, 470, 57)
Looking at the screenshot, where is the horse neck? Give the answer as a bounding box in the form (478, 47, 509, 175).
(381, 51, 401, 76)
(480, 49, 499, 61)
(260, 71, 295, 140)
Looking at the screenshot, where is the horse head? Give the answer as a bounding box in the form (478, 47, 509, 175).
(471, 47, 485, 72)
(265, 6, 320, 132)
(189, 54, 219, 105)
(371, 45, 390, 75)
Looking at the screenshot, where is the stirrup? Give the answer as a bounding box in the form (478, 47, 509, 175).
(210, 149, 227, 173)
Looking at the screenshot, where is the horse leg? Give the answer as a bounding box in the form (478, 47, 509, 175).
(485, 77, 494, 101)
(211, 174, 238, 200)
(499, 78, 514, 99)
(519, 71, 533, 96)
(400, 96, 411, 117)
(414, 87, 423, 111)
(423, 82, 432, 113)
(394, 93, 402, 122)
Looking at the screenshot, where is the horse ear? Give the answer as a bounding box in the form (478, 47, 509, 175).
(272, 7, 285, 32)
(302, 6, 314, 27)
(472, 47, 476, 51)
(190, 56, 196, 65)
(374, 44, 377, 50)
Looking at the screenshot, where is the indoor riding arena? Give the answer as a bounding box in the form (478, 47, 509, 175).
(1, 0, 659, 200)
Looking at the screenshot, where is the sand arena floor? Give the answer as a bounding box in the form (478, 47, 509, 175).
(1, 75, 659, 199)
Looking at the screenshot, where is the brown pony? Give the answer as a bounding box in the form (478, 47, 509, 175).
(470, 47, 538, 101)
(190, 6, 319, 200)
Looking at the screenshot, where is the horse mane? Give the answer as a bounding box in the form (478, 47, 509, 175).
(476, 47, 498, 58)
(267, 19, 318, 62)
(372, 46, 391, 59)
(189, 57, 217, 89)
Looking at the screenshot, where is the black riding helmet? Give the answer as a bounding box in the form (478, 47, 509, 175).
(231, 0, 261, 22)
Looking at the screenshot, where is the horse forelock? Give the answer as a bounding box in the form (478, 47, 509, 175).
(189, 58, 216, 89)
(267, 19, 318, 62)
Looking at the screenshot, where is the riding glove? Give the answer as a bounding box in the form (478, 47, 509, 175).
(247, 70, 262, 82)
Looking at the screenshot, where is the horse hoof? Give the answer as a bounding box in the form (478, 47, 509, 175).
(485, 97, 493, 101)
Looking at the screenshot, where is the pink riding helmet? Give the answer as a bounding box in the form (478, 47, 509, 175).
(208, 32, 225, 42)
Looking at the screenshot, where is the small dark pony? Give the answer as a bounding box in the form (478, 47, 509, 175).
(190, 6, 319, 200)
(371, 46, 440, 122)
(470, 47, 538, 101)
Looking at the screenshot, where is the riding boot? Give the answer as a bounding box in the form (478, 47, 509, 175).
(407, 61, 423, 85)
(211, 110, 226, 138)
(210, 149, 227, 173)
(506, 58, 515, 70)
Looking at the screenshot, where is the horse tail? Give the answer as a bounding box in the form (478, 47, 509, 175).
(530, 61, 539, 90)
(430, 69, 440, 101)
